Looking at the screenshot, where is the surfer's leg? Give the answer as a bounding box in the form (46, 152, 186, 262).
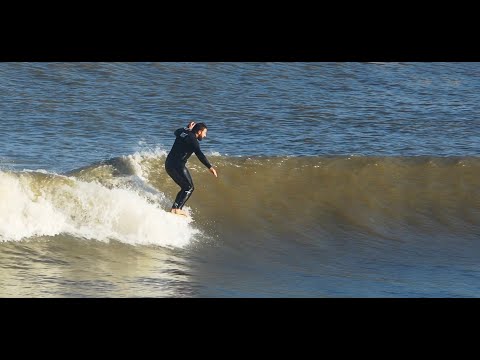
(173, 167, 194, 210)
(165, 165, 194, 210)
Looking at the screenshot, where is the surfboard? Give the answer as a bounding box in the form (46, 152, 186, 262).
(171, 212, 188, 218)
(166, 210, 189, 219)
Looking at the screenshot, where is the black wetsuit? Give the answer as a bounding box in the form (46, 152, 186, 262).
(165, 127, 212, 209)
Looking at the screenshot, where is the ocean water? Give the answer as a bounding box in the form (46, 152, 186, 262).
(1, 62, 479, 297)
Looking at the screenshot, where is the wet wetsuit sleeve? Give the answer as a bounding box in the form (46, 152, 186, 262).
(190, 137, 212, 169)
(174, 128, 186, 136)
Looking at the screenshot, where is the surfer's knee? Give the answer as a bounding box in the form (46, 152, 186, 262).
(186, 184, 194, 194)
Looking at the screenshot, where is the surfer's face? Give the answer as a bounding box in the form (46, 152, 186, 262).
(196, 129, 207, 141)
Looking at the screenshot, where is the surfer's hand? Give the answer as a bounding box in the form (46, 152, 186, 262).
(187, 121, 196, 130)
(209, 167, 218, 178)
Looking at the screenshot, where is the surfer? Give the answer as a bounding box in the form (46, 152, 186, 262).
(165, 121, 217, 216)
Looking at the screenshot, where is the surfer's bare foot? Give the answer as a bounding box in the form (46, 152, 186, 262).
(171, 208, 187, 217)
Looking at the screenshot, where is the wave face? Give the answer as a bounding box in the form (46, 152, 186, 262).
(122, 153, 480, 234)
(3, 153, 479, 247)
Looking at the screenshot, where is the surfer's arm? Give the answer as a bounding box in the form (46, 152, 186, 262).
(194, 149, 212, 169)
(191, 139, 212, 169)
(174, 128, 185, 136)
(194, 143, 217, 177)
(174, 122, 195, 136)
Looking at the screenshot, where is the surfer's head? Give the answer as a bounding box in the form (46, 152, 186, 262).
(192, 123, 208, 141)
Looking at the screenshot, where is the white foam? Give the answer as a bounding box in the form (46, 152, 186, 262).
(0, 171, 199, 247)
(0, 172, 69, 240)
(207, 151, 221, 156)
(122, 147, 168, 181)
